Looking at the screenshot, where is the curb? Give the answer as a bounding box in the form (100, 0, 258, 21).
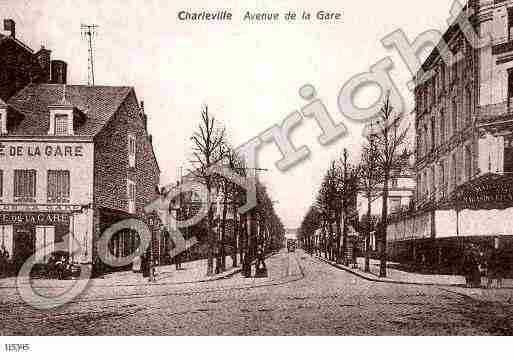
(316, 256, 465, 288)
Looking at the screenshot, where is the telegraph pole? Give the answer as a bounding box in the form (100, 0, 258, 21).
(81, 24, 98, 86)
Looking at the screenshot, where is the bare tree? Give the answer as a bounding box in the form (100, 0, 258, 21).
(369, 95, 410, 277)
(358, 140, 383, 273)
(189, 106, 226, 276)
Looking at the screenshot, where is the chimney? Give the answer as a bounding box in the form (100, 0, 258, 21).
(50, 60, 67, 84)
(3, 19, 15, 38)
(35, 46, 51, 82)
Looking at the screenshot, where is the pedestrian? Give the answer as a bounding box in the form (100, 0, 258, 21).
(487, 247, 504, 289)
(255, 245, 267, 277)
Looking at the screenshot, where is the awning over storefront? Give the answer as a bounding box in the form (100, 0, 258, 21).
(440, 173, 513, 211)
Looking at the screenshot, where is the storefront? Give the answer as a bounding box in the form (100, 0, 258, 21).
(0, 205, 91, 269)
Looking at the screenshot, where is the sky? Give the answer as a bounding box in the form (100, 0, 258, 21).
(1, 0, 457, 229)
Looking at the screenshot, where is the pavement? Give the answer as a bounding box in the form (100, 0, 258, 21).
(2, 249, 513, 335)
(317, 255, 513, 288)
(0, 255, 244, 289)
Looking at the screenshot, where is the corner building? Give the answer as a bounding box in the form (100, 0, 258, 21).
(0, 83, 160, 271)
(388, 0, 513, 269)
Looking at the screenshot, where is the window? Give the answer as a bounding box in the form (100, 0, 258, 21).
(508, 69, 513, 111)
(0, 225, 13, 258)
(0, 111, 6, 134)
(451, 153, 458, 189)
(439, 161, 446, 198)
(35, 226, 55, 262)
(424, 124, 429, 154)
(466, 88, 472, 125)
(431, 118, 436, 150)
(0, 170, 3, 198)
(509, 7, 513, 41)
(431, 166, 436, 198)
(47, 170, 70, 203)
(440, 109, 446, 144)
(452, 98, 458, 134)
(14, 170, 36, 201)
(389, 197, 401, 214)
(54, 114, 69, 136)
(465, 146, 472, 181)
(127, 179, 136, 214)
(452, 59, 458, 84)
(441, 64, 446, 91)
(391, 178, 398, 188)
(418, 129, 423, 158)
(128, 134, 136, 168)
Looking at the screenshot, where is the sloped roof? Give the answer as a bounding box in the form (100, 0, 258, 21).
(7, 83, 133, 136)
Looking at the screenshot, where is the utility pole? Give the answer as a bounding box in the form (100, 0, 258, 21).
(81, 24, 98, 86)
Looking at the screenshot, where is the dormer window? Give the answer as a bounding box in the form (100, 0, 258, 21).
(48, 85, 74, 136)
(48, 107, 73, 136)
(55, 114, 69, 135)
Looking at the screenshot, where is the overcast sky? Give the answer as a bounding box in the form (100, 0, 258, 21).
(1, 0, 456, 228)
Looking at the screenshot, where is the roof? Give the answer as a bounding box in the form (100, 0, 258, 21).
(7, 83, 133, 136)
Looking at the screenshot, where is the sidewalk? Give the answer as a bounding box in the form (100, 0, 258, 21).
(317, 255, 476, 287)
(0, 255, 242, 289)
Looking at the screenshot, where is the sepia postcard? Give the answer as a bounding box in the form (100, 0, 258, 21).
(0, 0, 513, 355)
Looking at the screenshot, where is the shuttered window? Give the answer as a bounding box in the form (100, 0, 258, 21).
(14, 170, 36, 201)
(47, 170, 70, 202)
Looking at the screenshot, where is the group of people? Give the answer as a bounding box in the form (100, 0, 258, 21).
(462, 244, 505, 289)
(0, 246, 11, 278)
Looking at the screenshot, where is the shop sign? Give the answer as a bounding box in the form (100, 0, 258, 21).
(0, 204, 82, 212)
(0, 213, 70, 225)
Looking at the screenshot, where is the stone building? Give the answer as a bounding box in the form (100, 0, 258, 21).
(0, 82, 160, 272)
(387, 0, 513, 270)
(0, 19, 67, 102)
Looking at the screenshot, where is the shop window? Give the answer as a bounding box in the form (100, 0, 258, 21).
(0, 225, 13, 259)
(127, 179, 136, 214)
(35, 226, 55, 262)
(128, 134, 136, 168)
(14, 169, 36, 202)
(47, 170, 70, 203)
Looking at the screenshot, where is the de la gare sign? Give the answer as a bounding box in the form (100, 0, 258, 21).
(0, 142, 84, 158)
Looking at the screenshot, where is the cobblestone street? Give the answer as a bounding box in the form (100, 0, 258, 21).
(1, 250, 513, 335)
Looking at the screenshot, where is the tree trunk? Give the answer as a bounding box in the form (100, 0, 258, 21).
(365, 187, 372, 273)
(206, 208, 214, 276)
(219, 183, 229, 272)
(342, 210, 348, 265)
(380, 174, 389, 278)
(232, 205, 238, 267)
(335, 213, 342, 263)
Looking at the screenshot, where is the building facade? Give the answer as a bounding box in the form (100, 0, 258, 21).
(388, 0, 513, 270)
(0, 19, 67, 102)
(0, 82, 160, 271)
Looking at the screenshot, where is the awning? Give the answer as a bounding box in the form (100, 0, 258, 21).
(440, 173, 513, 210)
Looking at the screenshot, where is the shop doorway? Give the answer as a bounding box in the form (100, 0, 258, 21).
(14, 229, 34, 270)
